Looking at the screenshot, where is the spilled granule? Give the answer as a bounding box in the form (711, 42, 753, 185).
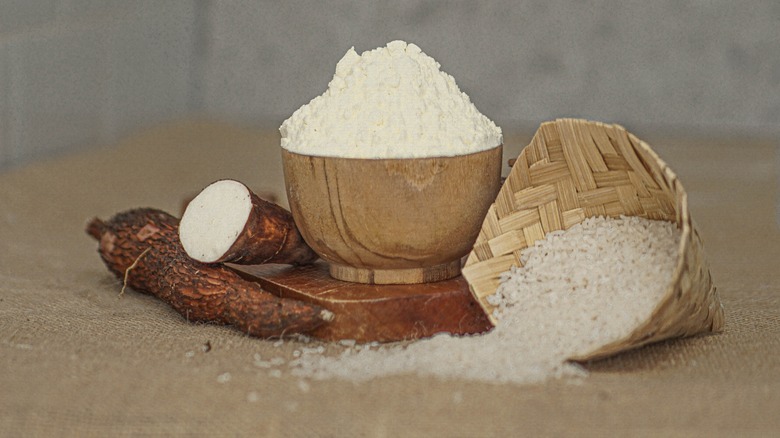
(280, 216, 680, 384)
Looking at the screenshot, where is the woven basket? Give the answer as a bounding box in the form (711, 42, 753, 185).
(462, 118, 725, 361)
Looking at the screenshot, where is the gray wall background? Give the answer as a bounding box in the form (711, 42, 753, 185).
(203, 1, 780, 136)
(1, 0, 779, 170)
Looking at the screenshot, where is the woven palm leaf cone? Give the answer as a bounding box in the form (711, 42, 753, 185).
(462, 118, 724, 362)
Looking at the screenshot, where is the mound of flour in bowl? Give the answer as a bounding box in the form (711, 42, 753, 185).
(282, 216, 680, 384)
(279, 40, 502, 158)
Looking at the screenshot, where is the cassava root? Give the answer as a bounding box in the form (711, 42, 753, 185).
(179, 179, 318, 265)
(86, 208, 331, 338)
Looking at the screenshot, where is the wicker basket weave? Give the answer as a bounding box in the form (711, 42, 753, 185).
(462, 119, 725, 361)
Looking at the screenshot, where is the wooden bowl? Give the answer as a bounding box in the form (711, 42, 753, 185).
(282, 146, 503, 284)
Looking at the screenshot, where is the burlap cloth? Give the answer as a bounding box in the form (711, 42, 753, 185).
(1, 121, 778, 437)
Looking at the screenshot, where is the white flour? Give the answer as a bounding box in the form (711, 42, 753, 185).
(270, 216, 679, 384)
(280, 40, 502, 158)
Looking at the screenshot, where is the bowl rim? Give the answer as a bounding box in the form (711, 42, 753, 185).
(280, 143, 503, 162)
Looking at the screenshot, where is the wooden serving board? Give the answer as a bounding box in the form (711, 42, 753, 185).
(233, 262, 493, 343)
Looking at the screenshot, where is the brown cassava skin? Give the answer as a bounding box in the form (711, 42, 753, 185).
(216, 186, 318, 265)
(86, 208, 329, 338)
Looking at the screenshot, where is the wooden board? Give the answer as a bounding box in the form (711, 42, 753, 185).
(233, 262, 493, 343)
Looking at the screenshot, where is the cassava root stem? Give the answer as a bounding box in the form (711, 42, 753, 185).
(86, 208, 331, 338)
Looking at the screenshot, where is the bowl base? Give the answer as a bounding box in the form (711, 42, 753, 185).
(328, 260, 461, 284)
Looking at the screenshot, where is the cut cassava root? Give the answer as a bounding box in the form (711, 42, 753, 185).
(86, 208, 332, 338)
(179, 179, 317, 265)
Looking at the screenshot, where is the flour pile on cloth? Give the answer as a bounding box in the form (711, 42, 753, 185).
(260, 216, 680, 384)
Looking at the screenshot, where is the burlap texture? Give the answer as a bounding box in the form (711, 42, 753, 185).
(1, 121, 778, 437)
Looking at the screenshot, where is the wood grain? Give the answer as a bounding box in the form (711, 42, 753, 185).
(234, 262, 493, 343)
(281, 146, 503, 284)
